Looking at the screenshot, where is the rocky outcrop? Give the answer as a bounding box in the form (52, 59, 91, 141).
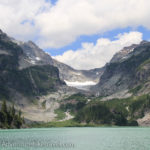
(53, 59, 104, 83)
(0, 29, 65, 103)
(92, 41, 150, 97)
(15, 38, 103, 89)
(137, 111, 150, 127)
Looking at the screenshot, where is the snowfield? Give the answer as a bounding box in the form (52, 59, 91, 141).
(65, 80, 97, 91)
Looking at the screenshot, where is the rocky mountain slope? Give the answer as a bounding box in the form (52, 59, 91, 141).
(0, 29, 95, 123)
(92, 40, 150, 98)
(73, 41, 150, 127)
(2, 28, 150, 126)
(53, 59, 104, 83)
(12, 36, 103, 90)
(0, 29, 65, 103)
(0, 29, 84, 122)
(18, 40, 54, 69)
(53, 59, 104, 90)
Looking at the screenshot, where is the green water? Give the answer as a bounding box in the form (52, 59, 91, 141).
(0, 127, 150, 150)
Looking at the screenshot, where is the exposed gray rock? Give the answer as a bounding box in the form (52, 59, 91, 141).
(53, 59, 104, 83)
(110, 41, 149, 63)
(15, 38, 104, 89)
(110, 44, 138, 63)
(101, 90, 132, 101)
(137, 111, 150, 126)
(92, 41, 150, 97)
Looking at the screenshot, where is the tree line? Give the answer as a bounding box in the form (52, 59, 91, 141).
(0, 100, 24, 129)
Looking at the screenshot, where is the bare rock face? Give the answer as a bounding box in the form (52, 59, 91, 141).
(53, 59, 104, 83)
(17, 39, 103, 89)
(110, 44, 138, 63)
(92, 41, 150, 97)
(0, 29, 66, 104)
(137, 111, 150, 126)
(18, 41, 54, 69)
(110, 41, 149, 63)
(53, 59, 105, 91)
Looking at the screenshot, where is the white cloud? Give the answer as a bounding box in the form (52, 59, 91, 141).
(54, 32, 142, 70)
(35, 0, 150, 48)
(0, 0, 51, 41)
(0, 0, 149, 48)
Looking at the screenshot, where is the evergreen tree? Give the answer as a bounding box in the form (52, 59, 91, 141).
(18, 110, 22, 118)
(11, 104, 15, 117)
(0, 101, 24, 129)
(1, 100, 7, 114)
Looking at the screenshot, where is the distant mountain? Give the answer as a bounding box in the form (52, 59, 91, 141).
(110, 44, 138, 63)
(92, 40, 150, 98)
(0, 29, 65, 104)
(2, 29, 150, 126)
(13, 37, 103, 90)
(53, 59, 104, 90)
(10, 38, 54, 70)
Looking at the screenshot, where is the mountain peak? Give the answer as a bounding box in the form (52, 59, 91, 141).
(110, 44, 138, 63)
(140, 40, 149, 45)
(0, 29, 3, 34)
(26, 40, 39, 48)
(0, 29, 9, 40)
(27, 40, 35, 45)
(110, 41, 150, 64)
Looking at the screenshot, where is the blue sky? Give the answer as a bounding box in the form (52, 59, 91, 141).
(46, 26, 150, 56)
(43, 0, 150, 57)
(47, 0, 57, 5)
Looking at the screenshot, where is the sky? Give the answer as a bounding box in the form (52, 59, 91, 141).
(0, 0, 150, 70)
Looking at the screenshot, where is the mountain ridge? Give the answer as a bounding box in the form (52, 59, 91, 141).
(1, 29, 150, 126)
(12, 36, 103, 90)
(92, 40, 150, 99)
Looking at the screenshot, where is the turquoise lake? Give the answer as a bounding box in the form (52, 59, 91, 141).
(0, 127, 150, 150)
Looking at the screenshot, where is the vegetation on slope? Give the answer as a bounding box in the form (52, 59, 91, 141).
(30, 119, 107, 128)
(0, 100, 24, 129)
(59, 93, 87, 115)
(0, 36, 65, 100)
(75, 95, 150, 126)
(96, 43, 150, 96)
(54, 109, 66, 120)
(32, 94, 150, 127)
(17, 65, 64, 96)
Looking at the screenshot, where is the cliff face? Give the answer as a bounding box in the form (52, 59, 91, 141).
(53, 59, 104, 83)
(14, 37, 103, 90)
(2, 28, 150, 126)
(18, 40, 54, 69)
(0, 29, 65, 103)
(92, 41, 150, 97)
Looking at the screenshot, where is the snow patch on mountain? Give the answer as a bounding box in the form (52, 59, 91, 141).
(65, 80, 97, 86)
(65, 80, 97, 91)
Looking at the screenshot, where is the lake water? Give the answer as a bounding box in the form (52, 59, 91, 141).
(0, 127, 150, 150)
